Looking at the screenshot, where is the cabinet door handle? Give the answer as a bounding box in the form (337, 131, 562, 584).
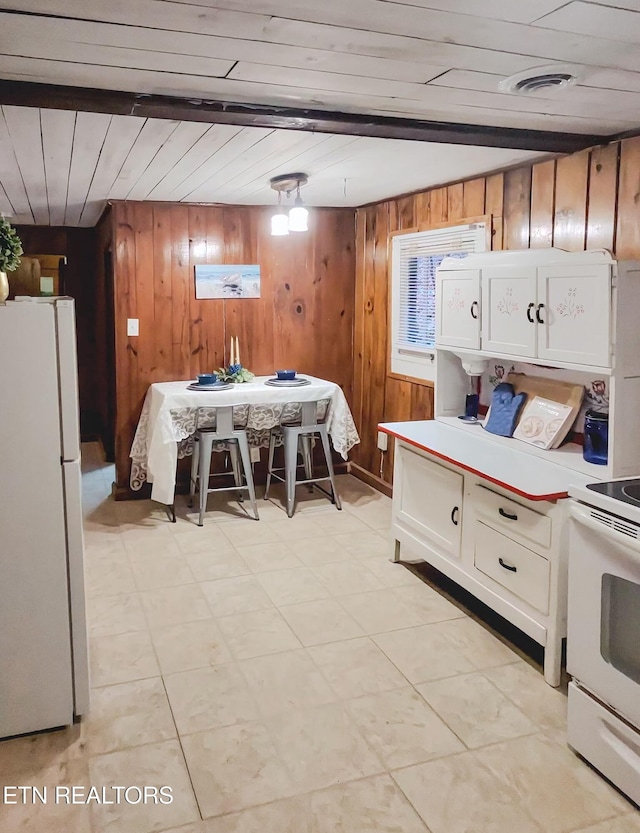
(470, 300, 479, 319)
(536, 303, 545, 324)
(451, 506, 460, 526)
(498, 507, 518, 521)
(499, 558, 517, 572)
(526, 302, 535, 323)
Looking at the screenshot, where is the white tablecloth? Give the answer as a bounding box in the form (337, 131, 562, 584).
(129, 376, 360, 504)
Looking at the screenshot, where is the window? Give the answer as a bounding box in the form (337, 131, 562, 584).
(390, 222, 487, 382)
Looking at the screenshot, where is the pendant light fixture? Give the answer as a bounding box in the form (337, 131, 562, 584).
(270, 190, 289, 236)
(269, 173, 309, 235)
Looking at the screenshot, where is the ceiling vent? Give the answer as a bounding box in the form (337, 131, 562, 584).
(499, 66, 580, 96)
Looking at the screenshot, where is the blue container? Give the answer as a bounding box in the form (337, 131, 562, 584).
(583, 410, 608, 465)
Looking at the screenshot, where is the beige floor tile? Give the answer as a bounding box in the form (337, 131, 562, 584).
(201, 575, 274, 616)
(88, 593, 148, 637)
(373, 624, 477, 684)
(324, 514, 382, 536)
(162, 825, 208, 833)
(90, 631, 160, 687)
(203, 774, 429, 833)
(331, 529, 393, 558)
(308, 636, 408, 698)
(346, 501, 393, 531)
(181, 723, 295, 817)
(311, 560, 384, 596)
(172, 528, 238, 555)
(0, 724, 85, 779)
(417, 672, 538, 749)
(85, 553, 136, 598)
(394, 582, 467, 623)
(393, 752, 543, 833)
(89, 740, 199, 833)
(436, 617, 519, 671)
(279, 598, 364, 646)
(235, 540, 303, 573)
(256, 567, 331, 606)
(347, 687, 464, 769)
(291, 536, 353, 566)
(362, 556, 419, 587)
(217, 609, 302, 660)
(266, 516, 327, 542)
(202, 796, 311, 833)
(267, 702, 384, 792)
(220, 520, 283, 547)
(151, 619, 232, 675)
(184, 549, 250, 582)
(484, 661, 568, 731)
(129, 548, 196, 590)
(164, 664, 258, 735)
(338, 588, 426, 633)
(238, 649, 336, 717)
(82, 677, 176, 756)
(475, 733, 631, 833)
(0, 758, 92, 833)
(140, 584, 211, 629)
(308, 773, 430, 833)
(570, 816, 640, 833)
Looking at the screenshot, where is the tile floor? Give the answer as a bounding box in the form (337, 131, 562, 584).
(1, 442, 639, 833)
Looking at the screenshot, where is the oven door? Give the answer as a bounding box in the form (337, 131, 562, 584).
(568, 501, 640, 728)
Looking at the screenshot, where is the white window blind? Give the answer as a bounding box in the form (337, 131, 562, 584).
(391, 222, 486, 381)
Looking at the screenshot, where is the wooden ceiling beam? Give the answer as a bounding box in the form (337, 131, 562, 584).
(0, 79, 609, 153)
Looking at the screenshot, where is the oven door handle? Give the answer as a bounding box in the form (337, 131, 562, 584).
(569, 502, 640, 554)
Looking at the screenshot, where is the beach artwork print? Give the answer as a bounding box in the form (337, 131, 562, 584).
(195, 264, 261, 299)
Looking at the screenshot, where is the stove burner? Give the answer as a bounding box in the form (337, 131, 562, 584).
(587, 478, 640, 506)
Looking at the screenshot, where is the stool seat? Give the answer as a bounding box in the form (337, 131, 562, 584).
(189, 405, 259, 525)
(264, 399, 341, 518)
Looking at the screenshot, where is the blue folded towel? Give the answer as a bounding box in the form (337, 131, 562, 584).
(484, 383, 528, 437)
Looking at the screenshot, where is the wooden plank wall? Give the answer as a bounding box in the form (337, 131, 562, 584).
(352, 136, 640, 488)
(110, 201, 355, 490)
(13, 224, 98, 436)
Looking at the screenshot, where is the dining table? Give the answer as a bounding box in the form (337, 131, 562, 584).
(129, 375, 360, 507)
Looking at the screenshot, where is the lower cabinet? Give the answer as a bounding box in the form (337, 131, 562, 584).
(391, 441, 567, 686)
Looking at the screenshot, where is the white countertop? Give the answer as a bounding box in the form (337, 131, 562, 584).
(379, 419, 595, 501)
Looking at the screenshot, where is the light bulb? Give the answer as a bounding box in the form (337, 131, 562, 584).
(271, 211, 289, 236)
(288, 201, 309, 232)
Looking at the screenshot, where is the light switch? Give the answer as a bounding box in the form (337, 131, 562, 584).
(377, 431, 388, 451)
(250, 446, 261, 463)
(127, 318, 139, 336)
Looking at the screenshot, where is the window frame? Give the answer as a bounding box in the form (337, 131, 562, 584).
(388, 215, 491, 386)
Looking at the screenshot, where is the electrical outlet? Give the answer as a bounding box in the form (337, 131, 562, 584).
(250, 446, 261, 463)
(127, 318, 139, 336)
(377, 430, 388, 451)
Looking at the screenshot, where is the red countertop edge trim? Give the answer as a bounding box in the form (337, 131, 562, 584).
(379, 426, 568, 502)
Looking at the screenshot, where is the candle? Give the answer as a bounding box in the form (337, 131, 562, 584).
(229, 336, 235, 366)
(235, 336, 241, 366)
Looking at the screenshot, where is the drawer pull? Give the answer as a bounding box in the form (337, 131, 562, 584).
(499, 558, 517, 572)
(470, 300, 479, 319)
(451, 506, 460, 526)
(498, 507, 518, 521)
(526, 302, 535, 323)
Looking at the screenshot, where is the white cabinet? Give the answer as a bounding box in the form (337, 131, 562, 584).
(395, 444, 463, 559)
(436, 268, 480, 350)
(436, 250, 615, 369)
(390, 439, 567, 686)
(536, 265, 611, 367)
(482, 265, 537, 358)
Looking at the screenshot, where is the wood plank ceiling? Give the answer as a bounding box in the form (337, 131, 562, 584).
(0, 0, 639, 226)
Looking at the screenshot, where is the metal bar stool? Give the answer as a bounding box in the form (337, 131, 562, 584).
(264, 399, 342, 518)
(189, 405, 259, 525)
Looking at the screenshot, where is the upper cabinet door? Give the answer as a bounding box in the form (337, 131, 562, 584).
(436, 269, 481, 350)
(481, 266, 537, 358)
(536, 265, 611, 367)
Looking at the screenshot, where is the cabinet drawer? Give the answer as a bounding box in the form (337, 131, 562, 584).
(470, 484, 551, 549)
(474, 521, 550, 614)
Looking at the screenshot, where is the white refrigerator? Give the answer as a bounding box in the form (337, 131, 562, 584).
(0, 297, 89, 738)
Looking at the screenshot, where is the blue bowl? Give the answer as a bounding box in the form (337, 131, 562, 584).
(275, 369, 297, 380)
(197, 373, 217, 386)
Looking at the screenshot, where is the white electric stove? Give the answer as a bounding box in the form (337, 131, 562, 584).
(567, 478, 640, 806)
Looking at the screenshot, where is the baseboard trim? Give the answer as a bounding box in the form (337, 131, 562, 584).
(348, 462, 393, 498)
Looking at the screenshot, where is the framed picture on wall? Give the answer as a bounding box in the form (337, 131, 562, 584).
(194, 264, 261, 299)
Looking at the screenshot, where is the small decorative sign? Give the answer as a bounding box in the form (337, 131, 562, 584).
(195, 264, 261, 299)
